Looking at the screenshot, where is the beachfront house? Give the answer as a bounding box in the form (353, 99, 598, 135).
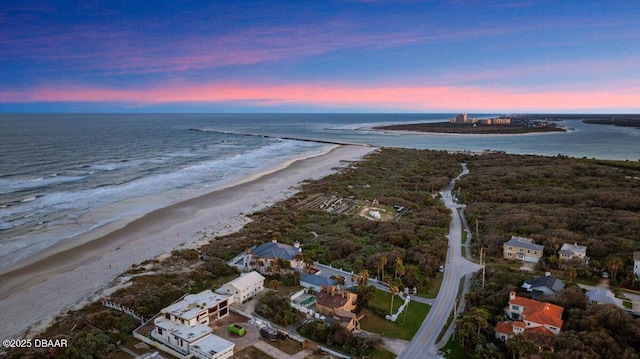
(503, 236, 544, 263)
(558, 243, 589, 264)
(496, 291, 564, 341)
(521, 273, 565, 299)
(239, 240, 303, 274)
(150, 290, 234, 359)
(160, 290, 231, 326)
(216, 271, 265, 303)
(315, 285, 362, 331)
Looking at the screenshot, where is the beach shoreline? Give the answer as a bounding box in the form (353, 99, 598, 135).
(0, 144, 377, 340)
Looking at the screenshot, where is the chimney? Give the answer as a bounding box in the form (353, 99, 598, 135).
(272, 239, 277, 243)
(294, 241, 300, 249)
(545, 272, 551, 277)
(330, 286, 336, 297)
(509, 291, 516, 300)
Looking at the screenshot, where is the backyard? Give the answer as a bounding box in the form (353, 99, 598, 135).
(360, 289, 431, 340)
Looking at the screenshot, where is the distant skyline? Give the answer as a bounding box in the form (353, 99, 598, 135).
(1, 1, 639, 113)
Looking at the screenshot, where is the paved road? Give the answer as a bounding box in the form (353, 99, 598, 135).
(398, 164, 482, 358)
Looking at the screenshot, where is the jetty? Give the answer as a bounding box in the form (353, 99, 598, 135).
(189, 128, 366, 146)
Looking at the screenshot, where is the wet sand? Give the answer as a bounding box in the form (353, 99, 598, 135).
(0, 144, 377, 340)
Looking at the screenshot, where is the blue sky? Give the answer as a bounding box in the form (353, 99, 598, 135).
(1, 1, 639, 112)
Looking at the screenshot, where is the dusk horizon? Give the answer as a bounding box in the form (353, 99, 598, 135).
(2, 1, 639, 113)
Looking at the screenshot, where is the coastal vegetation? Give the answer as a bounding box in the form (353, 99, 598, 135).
(9, 147, 640, 358)
(457, 153, 640, 287)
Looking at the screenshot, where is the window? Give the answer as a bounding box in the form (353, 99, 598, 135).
(165, 313, 170, 319)
(512, 305, 520, 311)
(508, 253, 512, 257)
(527, 249, 530, 254)
(158, 328, 163, 335)
(534, 251, 538, 255)
(519, 248, 524, 253)
(508, 246, 512, 250)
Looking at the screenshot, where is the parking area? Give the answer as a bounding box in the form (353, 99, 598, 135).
(211, 312, 261, 352)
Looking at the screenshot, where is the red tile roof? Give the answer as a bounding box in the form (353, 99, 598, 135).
(495, 321, 513, 335)
(510, 296, 564, 328)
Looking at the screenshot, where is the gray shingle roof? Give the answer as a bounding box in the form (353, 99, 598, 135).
(523, 275, 565, 293)
(301, 274, 337, 287)
(252, 241, 300, 260)
(503, 236, 544, 251)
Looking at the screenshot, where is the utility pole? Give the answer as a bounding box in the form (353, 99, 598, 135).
(481, 247, 486, 290)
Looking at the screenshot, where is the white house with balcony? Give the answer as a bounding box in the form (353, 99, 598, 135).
(150, 290, 234, 359)
(160, 290, 231, 326)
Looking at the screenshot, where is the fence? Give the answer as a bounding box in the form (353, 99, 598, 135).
(102, 301, 145, 324)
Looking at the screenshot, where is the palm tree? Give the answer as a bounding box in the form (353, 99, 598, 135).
(389, 284, 400, 315)
(357, 269, 369, 286)
(293, 270, 301, 285)
(377, 256, 388, 281)
(394, 257, 405, 279)
(607, 257, 624, 281)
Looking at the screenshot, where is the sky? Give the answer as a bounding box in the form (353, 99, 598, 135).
(1, 1, 639, 113)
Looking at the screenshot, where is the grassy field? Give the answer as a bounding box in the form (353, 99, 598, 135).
(266, 338, 303, 355)
(440, 339, 471, 359)
(360, 289, 430, 340)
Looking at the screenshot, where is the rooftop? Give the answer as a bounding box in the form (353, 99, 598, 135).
(190, 333, 234, 356)
(301, 273, 338, 287)
(316, 287, 356, 310)
(586, 289, 624, 308)
(223, 271, 265, 292)
(154, 317, 211, 342)
(504, 236, 545, 251)
(252, 241, 301, 260)
(509, 294, 564, 328)
(559, 243, 587, 256)
(522, 274, 565, 293)
(162, 290, 230, 320)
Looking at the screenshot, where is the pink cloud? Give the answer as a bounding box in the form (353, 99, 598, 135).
(2, 82, 639, 111)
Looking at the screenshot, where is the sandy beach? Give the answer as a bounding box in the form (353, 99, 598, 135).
(0, 144, 377, 340)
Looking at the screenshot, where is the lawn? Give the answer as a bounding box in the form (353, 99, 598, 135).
(266, 338, 302, 355)
(440, 338, 471, 359)
(360, 289, 430, 340)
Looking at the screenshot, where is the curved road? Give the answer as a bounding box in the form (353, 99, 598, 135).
(398, 163, 481, 358)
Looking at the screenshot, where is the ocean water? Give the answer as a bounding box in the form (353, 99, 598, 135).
(0, 113, 638, 268)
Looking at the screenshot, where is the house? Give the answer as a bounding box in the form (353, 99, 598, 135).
(241, 240, 303, 273)
(558, 243, 589, 264)
(585, 288, 624, 309)
(503, 236, 545, 263)
(151, 318, 234, 359)
(521, 273, 565, 299)
(300, 273, 338, 293)
(217, 271, 265, 303)
(634, 252, 640, 278)
(496, 291, 564, 340)
(161, 290, 231, 326)
(151, 290, 235, 359)
(315, 285, 362, 331)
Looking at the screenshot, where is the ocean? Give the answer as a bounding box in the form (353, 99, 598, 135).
(1, 113, 638, 268)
